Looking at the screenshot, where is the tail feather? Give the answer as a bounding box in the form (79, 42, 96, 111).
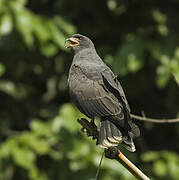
(98, 120, 122, 148)
(109, 122, 122, 143)
(128, 121, 140, 137)
(105, 120, 119, 143)
(122, 136, 136, 152)
(98, 121, 106, 147)
(98, 120, 136, 152)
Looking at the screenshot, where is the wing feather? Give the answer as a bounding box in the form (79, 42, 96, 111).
(69, 64, 130, 129)
(101, 69, 131, 112)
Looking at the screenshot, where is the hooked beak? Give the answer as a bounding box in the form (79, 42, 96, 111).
(65, 37, 80, 48)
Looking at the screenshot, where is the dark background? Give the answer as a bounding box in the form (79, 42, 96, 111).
(0, 0, 179, 179)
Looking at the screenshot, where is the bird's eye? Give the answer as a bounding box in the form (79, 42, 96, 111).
(78, 37, 83, 40)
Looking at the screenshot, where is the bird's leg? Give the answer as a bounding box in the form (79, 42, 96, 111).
(77, 118, 99, 140)
(89, 117, 98, 139)
(104, 147, 119, 159)
(90, 117, 96, 127)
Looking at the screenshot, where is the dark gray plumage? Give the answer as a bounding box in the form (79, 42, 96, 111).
(67, 34, 140, 152)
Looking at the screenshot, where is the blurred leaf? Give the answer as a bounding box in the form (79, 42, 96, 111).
(173, 72, 179, 85)
(40, 43, 58, 57)
(0, 63, 5, 76)
(127, 54, 143, 72)
(47, 20, 66, 49)
(157, 65, 170, 88)
(59, 103, 81, 132)
(157, 24, 168, 36)
(12, 145, 35, 169)
(113, 35, 145, 75)
(33, 16, 51, 43)
(14, 9, 34, 48)
(153, 160, 167, 177)
(152, 9, 167, 24)
(18, 132, 51, 155)
(54, 16, 76, 35)
(0, 14, 12, 35)
(156, 53, 179, 87)
(0, 138, 13, 158)
(141, 151, 159, 162)
(0, 81, 27, 99)
(30, 120, 53, 136)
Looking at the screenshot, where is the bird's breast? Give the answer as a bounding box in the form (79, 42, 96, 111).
(68, 71, 93, 96)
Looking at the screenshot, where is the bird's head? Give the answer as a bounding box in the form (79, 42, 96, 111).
(65, 34, 94, 53)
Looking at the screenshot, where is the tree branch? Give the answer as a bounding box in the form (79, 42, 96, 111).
(130, 114, 179, 123)
(105, 147, 150, 180)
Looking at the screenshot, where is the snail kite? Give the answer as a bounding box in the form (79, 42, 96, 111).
(66, 34, 140, 152)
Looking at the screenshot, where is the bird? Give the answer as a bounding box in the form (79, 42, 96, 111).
(66, 34, 140, 152)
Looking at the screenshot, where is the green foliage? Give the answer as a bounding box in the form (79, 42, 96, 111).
(142, 151, 179, 179)
(0, 104, 138, 180)
(0, 0, 179, 179)
(113, 32, 179, 87)
(0, 0, 76, 55)
(113, 34, 145, 75)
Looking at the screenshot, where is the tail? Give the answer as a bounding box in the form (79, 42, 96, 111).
(98, 120, 138, 152)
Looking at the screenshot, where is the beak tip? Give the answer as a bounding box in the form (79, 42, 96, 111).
(65, 37, 79, 48)
(65, 37, 71, 48)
